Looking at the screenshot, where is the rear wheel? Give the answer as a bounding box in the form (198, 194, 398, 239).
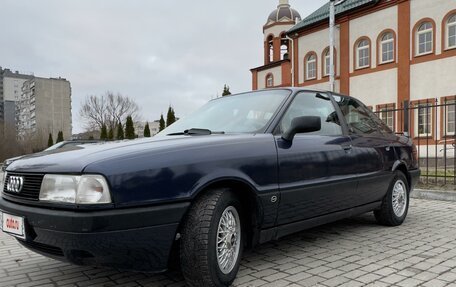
(374, 171, 409, 226)
(180, 189, 243, 287)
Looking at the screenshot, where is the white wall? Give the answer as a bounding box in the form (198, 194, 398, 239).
(302, 80, 340, 93)
(410, 56, 456, 101)
(297, 27, 340, 84)
(417, 145, 454, 158)
(350, 69, 398, 107)
(258, 66, 282, 89)
(349, 5, 398, 72)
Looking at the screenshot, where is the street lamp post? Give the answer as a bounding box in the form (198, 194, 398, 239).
(329, 0, 346, 92)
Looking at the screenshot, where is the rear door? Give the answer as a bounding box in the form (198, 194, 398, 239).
(333, 96, 396, 205)
(275, 92, 359, 225)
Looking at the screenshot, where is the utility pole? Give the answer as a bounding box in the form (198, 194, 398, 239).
(329, 0, 346, 92)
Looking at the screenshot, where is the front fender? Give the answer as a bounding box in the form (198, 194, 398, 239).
(190, 168, 272, 199)
(190, 169, 278, 229)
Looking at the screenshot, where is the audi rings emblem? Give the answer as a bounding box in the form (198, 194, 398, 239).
(6, 176, 24, 193)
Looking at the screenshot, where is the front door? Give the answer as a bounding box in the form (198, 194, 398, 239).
(275, 92, 359, 225)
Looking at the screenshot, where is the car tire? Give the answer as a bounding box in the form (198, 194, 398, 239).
(374, 171, 410, 226)
(180, 189, 243, 287)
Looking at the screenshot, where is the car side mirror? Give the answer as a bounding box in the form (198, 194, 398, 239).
(282, 116, 321, 142)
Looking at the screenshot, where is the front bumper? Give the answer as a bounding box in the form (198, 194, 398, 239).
(0, 197, 190, 272)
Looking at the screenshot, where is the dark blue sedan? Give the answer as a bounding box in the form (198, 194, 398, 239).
(0, 88, 420, 286)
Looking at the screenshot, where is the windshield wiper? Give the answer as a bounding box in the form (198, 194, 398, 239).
(167, 128, 225, 136)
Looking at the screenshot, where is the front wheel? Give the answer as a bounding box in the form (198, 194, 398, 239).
(374, 171, 409, 226)
(180, 189, 243, 287)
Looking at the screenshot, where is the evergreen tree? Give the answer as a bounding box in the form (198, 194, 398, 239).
(108, 127, 114, 140)
(125, 116, 135, 139)
(116, 122, 124, 140)
(56, 131, 64, 143)
(159, 114, 165, 132)
(100, 124, 108, 140)
(47, 133, 54, 147)
(166, 106, 176, 127)
(144, 122, 151, 137)
(222, 84, 231, 96)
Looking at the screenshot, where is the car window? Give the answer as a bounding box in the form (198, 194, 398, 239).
(368, 107, 394, 135)
(158, 90, 290, 135)
(278, 92, 342, 136)
(333, 96, 390, 135)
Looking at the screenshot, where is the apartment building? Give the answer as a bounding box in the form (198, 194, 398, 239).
(16, 77, 72, 141)
(0, 68, 33, 128)
(251, 0, 456, 156)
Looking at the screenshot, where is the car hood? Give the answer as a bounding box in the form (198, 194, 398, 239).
(6, 134, 265, 174)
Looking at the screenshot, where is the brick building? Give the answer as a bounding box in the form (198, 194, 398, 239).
(251, 0, 456, 155)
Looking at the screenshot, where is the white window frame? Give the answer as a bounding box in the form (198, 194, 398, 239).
(415, 103, 433, 137)
(445, 100, 456, 136)
(416, 22, 433, 56)
(380, 33, 394, 64)
(447, 15, 456, 50)
(266, 74, 274, 88)
(306, 54, 317, 80)
(356, 40, 370, 69)
(280, 36, 289, 60)
(324, 49, 330, 77)
(379, 106, 395, 131)
(280, 44, 288, 60)
(268, 37, 274, 63)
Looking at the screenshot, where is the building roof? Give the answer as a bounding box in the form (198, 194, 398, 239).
(287, 0, 378, 34)
(250, 59, 290, 72)
(267, 0, 301, 25)
(0, 68, 33, 80)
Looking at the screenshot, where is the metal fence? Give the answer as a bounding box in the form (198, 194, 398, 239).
(373, 98, 456, 187)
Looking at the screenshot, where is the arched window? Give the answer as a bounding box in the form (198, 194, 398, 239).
(266, 74, 274, 88)
(379, 32, 394, 64)
(322, 47, 336, 77)
(324, 49, 331, 77)
(356, 38, 370, 69)
(267, 35, 274, 63)
(416, 21, 433, 55)
(446, 14, 456, 49)
(305, 53, 317, 80)
(280, 33, 289, 60)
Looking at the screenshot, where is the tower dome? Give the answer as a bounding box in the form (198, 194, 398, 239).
(267, 0, 301, 24)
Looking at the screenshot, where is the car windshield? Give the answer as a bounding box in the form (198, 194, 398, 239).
(158, 90, 290, 136)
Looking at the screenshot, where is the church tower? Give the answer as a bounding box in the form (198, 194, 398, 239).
(264, 0, 301, 64)
(251, 0, 301, 90)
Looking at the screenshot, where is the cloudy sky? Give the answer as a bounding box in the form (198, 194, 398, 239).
(1, 0, 327, 133)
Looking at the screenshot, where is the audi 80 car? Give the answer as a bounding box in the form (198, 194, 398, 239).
(0, 88, 420, 287)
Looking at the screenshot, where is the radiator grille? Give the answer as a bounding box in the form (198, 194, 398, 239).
(2, 172, 44, 201)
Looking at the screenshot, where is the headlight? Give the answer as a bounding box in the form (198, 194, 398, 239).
(0, 170, 5, 192)
(77, 175, 111, 204)
(39, 174, 112, 204)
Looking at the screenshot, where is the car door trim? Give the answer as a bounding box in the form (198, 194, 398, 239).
(258, 201, 381, 243)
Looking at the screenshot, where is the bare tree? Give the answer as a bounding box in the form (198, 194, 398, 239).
(79, 92, 140, 131)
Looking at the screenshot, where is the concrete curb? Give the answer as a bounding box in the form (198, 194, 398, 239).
(411, 189, 456, 202)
